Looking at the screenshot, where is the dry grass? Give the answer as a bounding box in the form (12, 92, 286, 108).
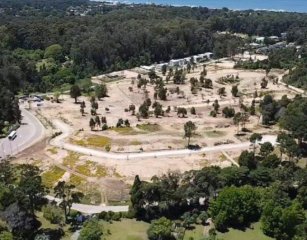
(204, 130, 226, 138)
(47, 147, 58, 154)
(72, 135, 111, 148)
(136, 123, 161, 132)
(111, 127, 141, 135)
(74, 160, 108, 178)
(41, 166, 65, 188)
(63, 152, 81, 168)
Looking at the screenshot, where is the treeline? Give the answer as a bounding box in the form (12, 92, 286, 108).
(129, 95, 307, 240)
(235, 47, 303, 70)
(0, 3, 307, 94)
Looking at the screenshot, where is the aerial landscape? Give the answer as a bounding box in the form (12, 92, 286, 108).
(0, 0, 306, 240)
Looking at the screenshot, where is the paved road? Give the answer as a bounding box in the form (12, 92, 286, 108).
(0, 108, 45, 159)
(45, 195, 128, 214)
(51, 119, 277, 160)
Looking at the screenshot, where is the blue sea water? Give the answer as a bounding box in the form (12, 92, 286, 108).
(117, 0, 307, 13)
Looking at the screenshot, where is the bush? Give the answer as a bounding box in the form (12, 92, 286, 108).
(78, 218, 103, 240)
(42, 204, 64, 224)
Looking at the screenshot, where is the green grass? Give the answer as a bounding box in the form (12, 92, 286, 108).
(183, 222, 272, 240)
(183, 225, 204, 240)
(204, 130, 226, 138)
(103, 219, 149, 240)
(136, 123, 161, 132)
(217, 222, 273, 240)
(72, 135, 111, 148)
(41, 166, 65, 188)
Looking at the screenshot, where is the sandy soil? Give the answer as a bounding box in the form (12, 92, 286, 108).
(20, 55, 298, 191)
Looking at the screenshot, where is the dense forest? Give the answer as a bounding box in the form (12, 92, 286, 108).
(1, 1, 307, 95)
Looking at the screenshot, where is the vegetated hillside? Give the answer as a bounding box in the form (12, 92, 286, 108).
(0, 2, 307, 95)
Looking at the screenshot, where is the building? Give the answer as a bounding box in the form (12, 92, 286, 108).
(169, 59, 185, 67)
(140, 65, 155, 71)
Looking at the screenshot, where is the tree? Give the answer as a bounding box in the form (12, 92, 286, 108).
(250, 100, 256, 115)
(231, 85, 239, 97)
(261, 201, 305, 240)
(153, 102, 163, 118)
(190, 107, 196, 115)
(177, 107, 187, 118)
(280, 97, 307, 144)
(44, 44, 63, 61)
(95, 84, 108, 100)
(78, 218, 103, 240)
(89, 118, 95, 131)
(18, 165, 47, 215)
(261, 78, 268, 89)
(204, 78, 213, 89)
(187, 62, 191, 73)
(210, 186, 261, 231)
(54, 181, 83, 222)
(238, 150, 257, 169)
(249, 133, 262, 153)
(70, 85, 81, 103)
(95, 115, 101, 128)
(2, 202, 40, 239)
(213, 100, 220, 112)
(260, 142, 274, 158)
(184, 121, 197, 146)
(158, 86, 167, 101)
(139, 102, 149, 118)
(147, 217, 174, 240)
(262, 154, 281, 168)
(161, 65, 167, 76)
(181, 212, 197, 228)
(222, 107, 235, 118)
(218, 87, 226, 97)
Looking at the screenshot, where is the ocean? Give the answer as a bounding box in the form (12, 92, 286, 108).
(116, 0, 307, 13)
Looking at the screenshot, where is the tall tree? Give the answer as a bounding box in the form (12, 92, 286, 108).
(54, 181, 83, 222)
(70, 85, 81, 103)
(184, 121, 197, 146)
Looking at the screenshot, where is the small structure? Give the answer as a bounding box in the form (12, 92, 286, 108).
(255, 36, 265, 43)
(140, 65, 155, 71)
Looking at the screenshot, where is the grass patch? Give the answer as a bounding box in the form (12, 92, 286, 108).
(75, 160, 108, 177)
(111, 127, 141, 135)
(204, 130, 226, 138)
(72, 135, 111, 148)
(69, 174, 86, 186)
(41, 166, 65, 188)
(103, 219, 149, 240)
(47, 147, 58, 155)
(63, 152, 80, 168)
(183, 224, 204, 240)
(217, 222, 273, 240)
(130, 140, 142, 145)
(136, 123, 161, 132)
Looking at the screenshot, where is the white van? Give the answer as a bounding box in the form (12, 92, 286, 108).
(8, 130, 17, 140)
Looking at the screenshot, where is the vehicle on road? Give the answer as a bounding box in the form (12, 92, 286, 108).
(8, 130, 17, 140)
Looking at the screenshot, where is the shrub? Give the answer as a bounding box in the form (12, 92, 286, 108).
(42, 204, 64, 224)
